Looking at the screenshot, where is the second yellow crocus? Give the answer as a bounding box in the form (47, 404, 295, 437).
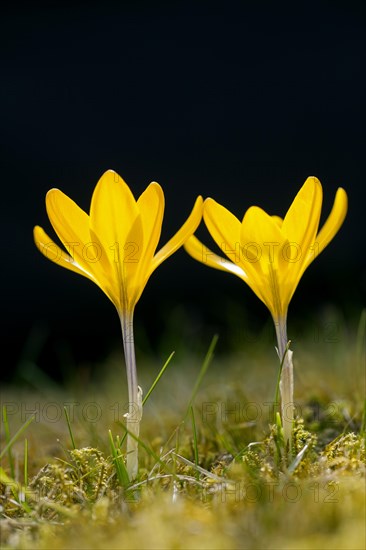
(185, 177, 347, 454)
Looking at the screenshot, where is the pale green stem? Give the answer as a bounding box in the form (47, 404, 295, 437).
(119, 310, 142, 480)
(274, 314, 294, 456)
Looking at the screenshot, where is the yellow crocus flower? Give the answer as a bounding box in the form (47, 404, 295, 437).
(34, 169, 203, 479)
(185, 176, 347, 454)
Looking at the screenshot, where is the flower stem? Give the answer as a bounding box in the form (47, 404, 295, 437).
(119, 310, 142, 480)
(274, 315, 294, 457)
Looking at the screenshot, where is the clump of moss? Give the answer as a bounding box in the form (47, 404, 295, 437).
(30, 447, 115, 511)
(293, 417, 318, 453)
(321, 432, 365, 473)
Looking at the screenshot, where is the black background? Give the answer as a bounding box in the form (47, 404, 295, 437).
(1, 1, 365, 382)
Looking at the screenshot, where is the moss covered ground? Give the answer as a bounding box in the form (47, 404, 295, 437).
(1, 314, 365, 549)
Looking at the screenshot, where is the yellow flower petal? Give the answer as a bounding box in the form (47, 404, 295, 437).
(280, 177, 323, 308)
(272, 215, 283, 227)
(151, 195, 203, 273)
(34, 225, 120, 307)
(33, 225, 94, 280)
(288, 186, 348, 302)
(240, 206, 286, 268)
(88, 171, 145, 310)
(240, 206, 288, 316)
(313, 187, 348, 259)
(281, 176, 322, 276)
(135, 182, 165, 286)
(203, 198, 242, 264)
(46, 189, 111, 296)
(282, 177, 322, 249)
(89, 170, 141, 264)
(184, 235, 247, 279)
(46, 188, 93, 273)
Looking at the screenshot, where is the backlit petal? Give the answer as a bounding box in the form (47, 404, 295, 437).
(313, 187, 348, 259)
(240, 206, 285, 267)
(184, 235, 247, 279)
(134, 182, 165, 288)
(46, 188, 118, 301)
(240, 206, 288, 316)
(280, 177, 323, 307)
(33, 225, 94, 281)
(89, 170, 145, 310)
(151, 196, 203, 273)
(119, 213, 144, 309)
(46, 188, 92, 272)
(282, 177, 322, 246)
(90, 170, 141, 264)
(45, 188, 119, 294)
(289, 187, 348, 300)
(203, 198, 242, 264)
(272, 215, 283, 227)
(35, 226, 121, 307)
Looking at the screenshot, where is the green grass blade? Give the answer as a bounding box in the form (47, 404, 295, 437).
(356, 309, 366, 404)
(0, 415, 35, 461)
(142, 351, 175, 406)
(356, 308, 366, 364)
(184, 334, 219, 419)
(24, 438, 28, 488)
(108, 429, 129, 488)
(63, 406, 76, 450)
(361, 398, 366, 436)
(274, 411, 284, 466)
(2, 405, 15, 478)
(190, 406, 199, 468)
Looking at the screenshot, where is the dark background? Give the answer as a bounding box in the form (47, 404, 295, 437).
(1, 1, 365, 382)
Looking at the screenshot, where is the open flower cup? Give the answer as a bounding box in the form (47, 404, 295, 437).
(34, 170, 203, 479)
(185, 177, 348, 455)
